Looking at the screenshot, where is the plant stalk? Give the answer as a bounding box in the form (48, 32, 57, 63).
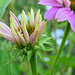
(50, 22, 70, 75)
(30, 52, 37, 75)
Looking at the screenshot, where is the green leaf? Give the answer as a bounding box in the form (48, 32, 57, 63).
(22, 55, 27, 62)
(60, 56, 75, 67)
(39, 43, 45, 50)
(37, 50, 44, 60)
(42, 42, 52, 45)
(5, 51, 19, 65)
(44, 47, 54, 51)
(40, 37, 52, 42)
(8, 45, 17, 52)
(69, 32, 75, 42)
(0, 40, 20, 75)
(42, 34, 47, 37)
(0, 0, 11, 19)
(42, 55, 75, 67)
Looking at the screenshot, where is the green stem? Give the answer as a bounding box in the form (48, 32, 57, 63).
(30, 52, 37, 75)
(53, 19, 57, 53)
(50, 22, 70, 75)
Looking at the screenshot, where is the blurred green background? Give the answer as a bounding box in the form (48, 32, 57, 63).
(0, 0, 75, 75)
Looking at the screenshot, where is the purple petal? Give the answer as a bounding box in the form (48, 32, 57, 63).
(22, 23, 30, 42)
(0, 22, 11, 35)
(30, 31, 38, 45)
(10, 21, 21, 45)
(64, 0, 71, 8)
(38, 0, 62, 6)
(44, 7, 60, 21)
(55, 8, 70, 22)
(68, 12, 75, 32)
(10, 11, 21, 29)
(38, 20, 46, 39)
(31, 8, 34, 25)
(16, 31, 27, 46)
(57, 0, 63, 5)
(0, 30, 16, 44)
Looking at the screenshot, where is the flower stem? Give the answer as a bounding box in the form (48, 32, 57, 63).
(50, 22, 70, 75)
(30, 51, 37, 75)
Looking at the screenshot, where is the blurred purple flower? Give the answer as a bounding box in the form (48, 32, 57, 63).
(55, 0, 75, 32)
(0, 8, 46, 46)
(38, 0, 70, 21)
(38, 0, 75, 32)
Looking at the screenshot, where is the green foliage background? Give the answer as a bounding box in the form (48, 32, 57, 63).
(0, 0, 75, 75)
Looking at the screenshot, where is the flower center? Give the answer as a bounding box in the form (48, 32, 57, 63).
(27, 26, 35, 36)
(70, 0, 75, 11)
(70, 0, 75, 3)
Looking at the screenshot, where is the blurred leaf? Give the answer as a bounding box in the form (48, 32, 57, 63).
(39, 43, 45, 50)
(0, 40, 20, 75)
(69, 32, 75, 42)
(44, 47, 54, 51)
(43, 56, 75, 67)
(8, 45, 17, 52)
(5, 50, 19, 65)
(37, 50, 44, 60)
(57, 21, 67, 27)
(0, 0, 11, 19)
(22, 55, 27, 62)
(67, 67, 72, 75)
(43, 42, 52, 45)
(40, 37, 52, 43)
(60, 56, 75, 67)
